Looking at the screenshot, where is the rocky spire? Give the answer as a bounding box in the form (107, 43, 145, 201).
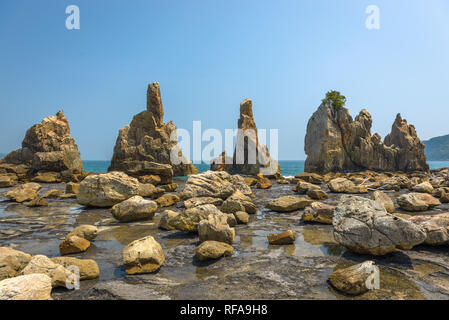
(304, 94, 429, 173)
(146, 82, 164, 126)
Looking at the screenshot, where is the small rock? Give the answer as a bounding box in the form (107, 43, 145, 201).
(266, 196, 314, 212)
(158, 210, 179, 230)
(195, 241, 234, 261)
(67, 225, 98, 241)
(329, 261, 379, 295)
(112, 195, 157, 222)
(26, 196, 49, 207)
(59, 236, 91, 255)
(21, 255, 68, 288)
(198, 214, 235, 245)
(303, 202, 335, 224)
(51, 257, 100, 280)
(65, 182, 80, 195)
(306, 188, 328, 200)
(397, 193, 441, 212)
(0, 173, 18, 188)
(3, 183, 42, 203)
(184, 197, 224, 209)
(412, 182, 434, 194)
(234, 211, 249, 224)
(138, 183, 164, 198)
(256, 177, 272, 189)
(155, 193, 180, 207)
(370, 190, 395, 213)
(267, 230, 295, 245)
(122, 236, 165, 275)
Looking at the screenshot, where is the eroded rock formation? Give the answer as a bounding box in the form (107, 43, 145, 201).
(211, 98, 280, 177)
(108, 82, 198, 181)
(0, 110, 83, 181)
(304, 94, 428, 174)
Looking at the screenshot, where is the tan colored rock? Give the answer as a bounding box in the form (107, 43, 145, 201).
(59, 236, 91, 255)
(295, 181, 321, 194)
(328, 178, 367, 194)
(256, 177, 272, 189)
(198, 214, 235, 245)
(67, 225, 98, 241)
(21, 255, 67, 288)
(42, 189, 65, 198)
(412, 181, 434, 194)
(76, 171, 140, 207)
(294, 173, 323, 184)
(31, 172, 61, 183)
(158, 210, 179, 230)
(267, 230, 295, 245)
(409, 213, 449, 245)
(112, 196, 157, 222)
(306, 188, 328, 200)
(51, 257, 100, 280)
(225, 213, 237, 227)
(158, 183, 178, 192)
(195, 241, 234, 261)
(184, 197, 223, 209)
(221, 190, 257, 214)
(329, 261, 379, 295)
(139, 175, 162, 185)
(170, 204, 223, 232)
(303, 202, 336, 224)
(26, 196, 48, 207)
(155, 193, 180, 207)
(108, 82, 197, 178)
(244, 177, 258, 186)
(65, 182, 80, 194)
(234, 211, 249, 224)
(441, 191, 449, 203)
(0, 274, 52, 300)
(138, 183, 163, 198)
(3, 182, 41, 203)
(266, 196, 314, 212)
(370, 191, 395, 213)
(0, 247, 32, 281)
(397, 193, 441, 212)
(0, 173, 18, 188)
(122, 236, 165, 274)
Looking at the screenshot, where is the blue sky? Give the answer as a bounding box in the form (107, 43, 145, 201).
(0, 0, 448, 160)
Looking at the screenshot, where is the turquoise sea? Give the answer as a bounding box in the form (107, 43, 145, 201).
(82, 160, 449, 177)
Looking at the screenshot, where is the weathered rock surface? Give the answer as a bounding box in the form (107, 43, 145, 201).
(267, 230, 295, 245)
(333, 195, 426, 255)
(181, 171, 253, 200)
(76, 171, 140, 207)
(328, 178, 367, 194)
(221, 190, 257, 214)
(0, 173, 18, 188)
(51, 257, 100, 280)
(112, 196, 157, 222)
(211, 98, 280, 177)
(195, 241, 234, 261)
(169, 204, 223, 233)
(59, 236, 91, 255)
(370, 190, 395, 213)
(256, 176, 272, 189)
(306, 188, 328, 200)
(397, 193, 441, 212)
(411, 182, 434, 194)
(184, 197, 223, 209)
(21, 255, 67, 288)
(108, 82, 197, 179)
(304, 95, 428, 173)
(266, 196, 314, 213)
(155, 193, 180, 207)
(409, 213, 449, 245)
(328, 261, 379, 295)
(67, 225, 98, 241)
(122, 236, 165, 275)
(234, 211, 249, 224)
(3, 183, 41, 203)
(158, 210, 179, 230)
(0, 247, 32, 281)
(198, 214, 235, 245)
(1, 110, 82, 177)
(303, 202, 336, 225)
(0, 274, 52, 300)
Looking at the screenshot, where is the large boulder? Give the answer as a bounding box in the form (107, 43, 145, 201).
(108, 82, 197, 178)
(198, 214, 235, 245)
(304, 93, 428, 173)
(333, 195, 426, 255)
(397, 193, 441, 212)
(181, 171, 253, 200)
(21, 255, 68, 288)
(210, 98, 280, 177)
(122, 236, 165, 275)
(3, 183, 41, 203)
(76, 171, 140, 207)
(1, 110, 83, 176)
(266, 196, 314, 213)
(112, 196, 157, 222)
(0, 247, 32, 281)
(0, 274, 52, 300)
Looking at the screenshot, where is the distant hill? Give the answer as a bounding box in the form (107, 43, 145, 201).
(423, 134, 449, 161)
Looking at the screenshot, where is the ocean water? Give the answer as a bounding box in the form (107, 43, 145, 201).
(83, 160, 449, 177)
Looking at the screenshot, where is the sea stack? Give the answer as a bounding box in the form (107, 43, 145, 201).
(211, 98, 280, 177)
(108, 82, 198, 183)
(0, 110, 83, 183)
(304, 91, 428, 174)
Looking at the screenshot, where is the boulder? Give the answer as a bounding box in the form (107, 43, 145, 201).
(198, 214, 235, 245)
(59, 236, 91, 255)
(181, 171, 253, 200)
(67, 225, 98, 241)
(266, 196, 314, 212)
(155, 193, 180, 207)
(0, 274, 52, 300)
(0, 173, 18, 188)
(21, 255, 67, 288)
(370, 191, 395, 213)
(294, 173, 323, 184)
(51, 257, 100, 280)
(304, 94, 428, 173)
(108, 82, 197, 178)
(210, 98, 280, 177)
(31, 172, 61, 183)
(303, 202, 336, 224)
(220, 190, 257, 214)
(328, 261, 379, 295)
(1, 110, 83, 176)
(226, 213, 237, 227)
(409, 213, 449, 245)
(397, 193, 441, 212)
(138, 183, 164, 198)
(234, 211, 249, 224)
(184, 197, 224, 209)
(333, 195, 426, 255)
(0, 247, 32, 281)
(411, 182, 435, 194)
(158, 210, 179, 230)
(328, 178, 367, 194)
(256, 177, 272, 189)
(3, 183, 41, 203)
(122, 236, 165, 274)
(267, 230, 295, 245)
(306, 188, 328, 200)
(76, 171, 140, 207)
(195, 241, 234, 261)
(112, 196, 157, 222)
(295, 181, 321, 194)
(169, 204, 223, 233)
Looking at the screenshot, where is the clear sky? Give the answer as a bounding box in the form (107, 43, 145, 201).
(0, 0, 448, 160)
